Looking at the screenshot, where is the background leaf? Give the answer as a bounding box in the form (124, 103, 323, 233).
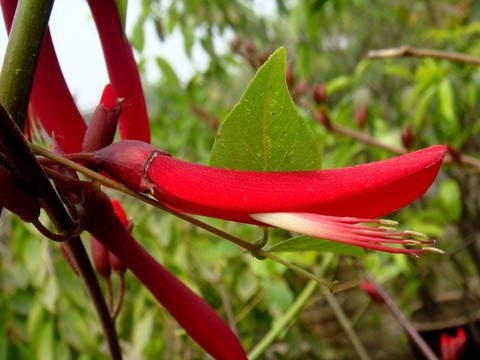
(268, 235, 365, 258)
(209, 47, 321, 171)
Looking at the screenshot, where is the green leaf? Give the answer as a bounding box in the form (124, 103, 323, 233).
(27, 302, 47, 340)
(268, 235, 365, 258)
(438, 78, 456, 125)
(210, 47, 321, 171)
(133, 311, 155, 357)
(326, 75, 352, 94)
(438, 179, 461, 221)
(156, 57, 180, 86)
(35, 323, 54, 360)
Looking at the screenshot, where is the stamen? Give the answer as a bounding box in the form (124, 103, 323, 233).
(379, 226, 397, 232)
(404, 230, 428, 239)
(404, 240, 422, 246)
(250, 212, 442, 255)
(408, 253, 421, 260)
(423, 247, 445, 255)
(379, 219, 398, 226)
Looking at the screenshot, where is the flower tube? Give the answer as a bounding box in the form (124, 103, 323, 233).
(86, 192, 247, 360)
(91, 140, 446, 254)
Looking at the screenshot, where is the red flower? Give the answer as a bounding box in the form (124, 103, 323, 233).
(86, 0, 150, 143)
(441, 328, 466, 360)
(86, 193, 247, 360)
(0, 0, 86, 153)
(93, 140, 446, 254)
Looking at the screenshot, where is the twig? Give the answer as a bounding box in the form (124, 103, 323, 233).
(247, 254, 333, 360)
(112, 275, 125, 321)
(0, 105, 123, 359)
(248, 280, 319, 360)
(218, 284, 238, 335)
(361, 269, 439, 360)
(367, 46, 480, 66)
(324, 291, 371, 360)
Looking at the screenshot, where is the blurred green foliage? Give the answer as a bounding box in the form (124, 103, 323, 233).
(2, 0, 480, 359)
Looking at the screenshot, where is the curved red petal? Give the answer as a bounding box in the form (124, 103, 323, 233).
(0, 164, 40, 222)
(86, 193, 246, 359)
(86, 0, 150, 143)
(0, 0, 86, 153)
(147, 146, 446, 220)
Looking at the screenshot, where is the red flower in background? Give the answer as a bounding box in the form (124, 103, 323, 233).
(441, 328, 466, 360)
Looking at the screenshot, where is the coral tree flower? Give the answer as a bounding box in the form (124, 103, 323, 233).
(441, 328, 466, 360)
(86, 193, 247, 360)
(93, 140, 446, 254)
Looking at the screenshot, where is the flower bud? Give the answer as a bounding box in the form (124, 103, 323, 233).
(229, 35, 243, 53)
(0, 165, 40, 222)
(109, 252, 126, 275)
(401, 125, 415, 150)
(360, 280, 384, 304)
(312, 83, 327, 104)
(447, 143, 462, 164)
(286, 62, 294, 89)
(258, 49, 272, 66)
(244, 39, 256, 54)
(91, 235, 111, 278)
(314, 109, 332, 130)
(82, 84, 122, 153)
(294, 78, 307, 98)
(354, 102, 368, 128)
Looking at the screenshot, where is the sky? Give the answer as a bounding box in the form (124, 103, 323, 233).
(0, 0, 202, 111)
(0, 1, 275, 111)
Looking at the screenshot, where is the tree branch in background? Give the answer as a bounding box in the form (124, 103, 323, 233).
(367, 46, 480, 66)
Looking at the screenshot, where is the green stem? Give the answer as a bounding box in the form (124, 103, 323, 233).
(324, 292, 371, 360)
(248, 254, 333, 359)
(0, 0, 54, 129)
(256, 249, 337, 291)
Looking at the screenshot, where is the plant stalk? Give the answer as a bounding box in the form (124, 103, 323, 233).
(0, 0, 54, 129)
(248, 254, 333, 359)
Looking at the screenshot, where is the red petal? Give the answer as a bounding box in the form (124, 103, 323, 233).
(0, 0, 87, 153)
(99, 84, 117, 111)
(86, 0, 150, 143)
(86, 193, 247, 359)
(147, 146, 446, 221)
(0, 164, 40, 222)
(111, 199, 128, 226)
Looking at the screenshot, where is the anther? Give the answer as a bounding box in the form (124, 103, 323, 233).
(379, 219, 398, 226)
(379, 226, 397, 232)
(405, 230, 428, 239)
(424, 247, 445, 255)
(404, 240, 422, 246)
